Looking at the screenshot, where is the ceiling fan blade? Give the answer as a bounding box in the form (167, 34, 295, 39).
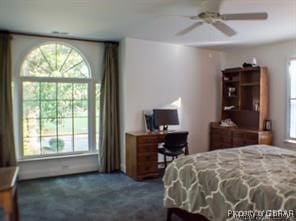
(211, 21, 236, 36)
(175, 21, 204, 36)
(221, 12, 268, 20)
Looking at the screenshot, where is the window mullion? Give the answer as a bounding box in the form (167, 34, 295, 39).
(39, 82, 42, 155)
(21, 76, 91, 84)
(18, 80, 24, 159)
(56, 83, 58, 153)
(88, 82, 96, 152)
(72, 83, 75, 152)
(288, 59, 296, 140)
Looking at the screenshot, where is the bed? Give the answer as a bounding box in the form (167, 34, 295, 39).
(163, 145, 296, 221)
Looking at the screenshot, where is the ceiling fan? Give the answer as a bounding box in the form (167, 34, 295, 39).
(176, 0, 268, 37)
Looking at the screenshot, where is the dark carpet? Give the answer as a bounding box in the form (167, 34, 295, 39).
(0, 172, 181, 221)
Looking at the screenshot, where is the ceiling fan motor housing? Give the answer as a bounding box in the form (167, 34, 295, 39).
(198, 12, 220, 23)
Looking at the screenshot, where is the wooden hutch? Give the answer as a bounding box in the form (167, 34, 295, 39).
(210, 66, 272, 150)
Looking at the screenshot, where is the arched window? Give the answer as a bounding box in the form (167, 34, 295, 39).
(21, 43, 90, 78)
(288, 58, 296, 140)
(19, 42, 99, 157)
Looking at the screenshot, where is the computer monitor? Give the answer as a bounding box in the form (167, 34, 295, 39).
(153, 109, 179, 131)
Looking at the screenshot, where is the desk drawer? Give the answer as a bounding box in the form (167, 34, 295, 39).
(137, 136, 158, 144)
(137, 162, 158, 175)
(137, 144, 157, 153)
(138, 152, 157, 162)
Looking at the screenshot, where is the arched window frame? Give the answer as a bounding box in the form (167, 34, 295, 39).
(15, 41, 100, 159)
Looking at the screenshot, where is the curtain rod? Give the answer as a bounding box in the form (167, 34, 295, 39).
(9, 31, 119, 44)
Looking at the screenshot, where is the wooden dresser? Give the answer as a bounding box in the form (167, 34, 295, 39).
(210, 122, 272, 150)
(126, 131, 165, 181)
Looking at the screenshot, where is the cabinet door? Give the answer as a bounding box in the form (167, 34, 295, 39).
(210, 128, 222, 150)
(244, 133, 258, 145)
(232, 131, 245, 147)
(210, 127, 232, 150)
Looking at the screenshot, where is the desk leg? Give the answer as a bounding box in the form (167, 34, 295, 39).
(4, 197, 13, 221)
(3, 190, 18, 221)
(14, 189, 19, 221)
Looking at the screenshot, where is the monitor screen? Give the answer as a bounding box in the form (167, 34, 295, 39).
(153, 109, 179, 127)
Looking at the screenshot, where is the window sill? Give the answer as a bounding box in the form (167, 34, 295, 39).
(284, 139, 296, 148)
(18, 152, 98, 163)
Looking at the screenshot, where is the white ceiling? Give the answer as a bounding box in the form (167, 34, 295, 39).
(0, 0, 295, 49)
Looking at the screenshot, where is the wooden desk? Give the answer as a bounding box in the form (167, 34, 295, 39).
(0, 167, 19, 221)
(126, 131, 188, 181)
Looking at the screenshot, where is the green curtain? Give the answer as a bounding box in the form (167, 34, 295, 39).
(0, 31, 16, 167)
(98, 43, 120, 173)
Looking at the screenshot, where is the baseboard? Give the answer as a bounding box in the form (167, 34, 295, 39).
(19, 165, 98, 180)
(18, 154, 99, 180)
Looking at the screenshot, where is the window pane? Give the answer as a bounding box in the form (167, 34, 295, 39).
(74, 117, 88, 134)
(96, 84, 100, 114)
(73, 83, 87, 100)
(39, 44, 56, 71)
(41, 101, 57, 118)
(57, 101, 72, 118)
(290, 100, 296, 138)
(23, 118, 40, 138)
(41, 136, 58, 154)
(58, 83, 72, 100)
(73, 100, 88, 117)
(73, 117, 88, 150)
(96, 84, 100, 149)
(21, 43, 90, 78)
(63, 62, 86, 78)
(58, 135, 73, 153)
(56, 44, 72, 71)
(41, 118, 57, 136)
(23, 137, 41, 156)
(22, 50, 51, 77)
(290, 60, 296, 99)
(96, 117, 99, 149)
(58, 118, 73, 135)
(23, 82, 39, 100)
(74, 134, 88, 152)
(61, 50, 85, 78)
(23, 101, 40, 119)
(58, 118, 73, 153)
(40, 82, 56, 100)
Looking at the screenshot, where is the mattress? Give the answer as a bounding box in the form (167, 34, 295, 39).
(163, 145, 296, 221)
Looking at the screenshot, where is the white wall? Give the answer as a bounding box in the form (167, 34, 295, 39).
(11, 35, 103, 180)
(222, 39, 296, 149)
(119, 38, 223, 171)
